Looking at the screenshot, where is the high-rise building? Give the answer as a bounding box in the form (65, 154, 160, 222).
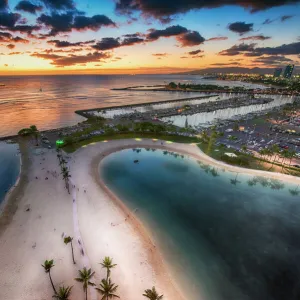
(273, 68, 282, 78)
(283, 64, 294, 79)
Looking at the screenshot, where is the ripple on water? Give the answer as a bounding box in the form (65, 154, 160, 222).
(101, 149, 300, 300)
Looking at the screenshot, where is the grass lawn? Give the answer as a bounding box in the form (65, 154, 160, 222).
(63, 132, 200, 153)
(198, 141, 300, 176)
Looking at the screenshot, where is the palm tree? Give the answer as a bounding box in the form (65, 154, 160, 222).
(61, 166, 71, 193)
(281, 149, 290, 172)
(64, 236, 76, 264)
(271, 144, 280, 167)
(230, 172, 240, 185)
(42, 259, 57, 294)
(241, 145, 247, 153)
(75, 267, 95, 300)
(288, 150, 296, 167)
(95, 278, 119, 300)
(30, 124, 39, 145)
(53, 286, 73, 300)
(100, 257, 117, 280)
(59, 158, 67, 167)
(143, 287, 163, 300)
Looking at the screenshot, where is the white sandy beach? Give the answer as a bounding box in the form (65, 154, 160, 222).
(1, 138, 300, 300)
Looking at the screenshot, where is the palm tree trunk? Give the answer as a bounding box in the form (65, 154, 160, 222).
(70, 241, 76, 264)
(281, 158, 285, 171)
(85, 287, 87, 300)
(49, 270, 57, 294)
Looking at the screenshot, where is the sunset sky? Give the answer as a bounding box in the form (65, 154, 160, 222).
(0, 0, 300, 74)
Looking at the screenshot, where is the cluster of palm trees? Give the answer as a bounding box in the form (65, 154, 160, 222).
(42, 256, 163, 300)
(56, 148, 71, 193)
(258, 144, 296, 171)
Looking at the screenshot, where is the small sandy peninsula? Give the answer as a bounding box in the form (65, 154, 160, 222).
(1, 138, 300, 300)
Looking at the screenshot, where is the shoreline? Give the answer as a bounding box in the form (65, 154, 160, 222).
(89, 140, 300, 299)
(1, 138, 300, 300)
(0, 138, 30, 237)
(92, 146, 186, 300)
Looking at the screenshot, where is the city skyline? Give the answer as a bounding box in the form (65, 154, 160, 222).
(0, 0, 300, 74)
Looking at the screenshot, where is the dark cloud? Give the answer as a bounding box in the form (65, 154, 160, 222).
(115, 0, 300, 20)
(219, 43, 257, 56)
(219, 41, 300, 61)
(123, 33, 142, 38)
(228, 22, 253, 35)
(8, 24, 41, 34)
(0, 31, 11, 41)
(176, 31, 205, 47)
(254, 55, 293, 65)
(244, 52, 263, 57)
(37, 12, 115, 36)
(122, 36, 144, 46)
(239, 35, 271, 41)
(207, 36, 228, 41)
(92, 35, 144, 50)
(31, 51, 111, 67)
(0, 31, 29, 43)
(180, 56, 188, 58)
(92, 37, 121, 50)
(91, 25, 203, 51)
(15, 1, 43, 14)
(211, 62, 241, 66)
(254, 42, 300, 55)
(12, 36, 29, 43)
(0, 12, 21, 27)
(0, 0, 7, 10)
(147, 25, 188, 41)
(41, 0, 75, 10)
(47, 39, 95, 48)
(152, 53, 168, 56)
(262, 18, 274, 25)
(73, 15, 115, 31)
(8, 51, 23, 55)
(191, 54, 204, 58)
(37, 12, 73, 35)
(6, 44, 15, 49)
(281, 15, 294, 22)
(187, 49, 203, 55)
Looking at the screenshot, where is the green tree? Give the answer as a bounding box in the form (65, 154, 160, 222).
(100, 257, 117, 280)
(288, 150, 296, 167)
(233, 122, 239, 131)
(271, 144, 280, 166)
(168, 82, 177, 89)
(61, 166, 71, 194)
(41, 259, 57, 294)
(143, 287, 163, 300)
(64, 236, 76, 264)
(241, 145, 247, 153)
(95, 278, 120, 300)
(30, 125, 39, 145)
(53, 286, 73, 300)
(281, 149, 290, 171)
(75, 267, 95, 300)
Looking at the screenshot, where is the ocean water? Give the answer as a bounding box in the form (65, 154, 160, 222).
(0, 142, 20, 205)
(0, 75, 267, 138)
(101, 149, 300, 300)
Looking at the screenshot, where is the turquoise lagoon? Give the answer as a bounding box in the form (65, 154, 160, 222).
(0, 142, 20, 205)
(100, 149, 300, 300)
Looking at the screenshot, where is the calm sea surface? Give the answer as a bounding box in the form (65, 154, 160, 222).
(0, 142, 20, 205)
(0, 75, 267, 138)
(101, 149, 300, 300)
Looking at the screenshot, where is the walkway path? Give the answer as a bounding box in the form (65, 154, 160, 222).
(70, 177, 97, 300)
